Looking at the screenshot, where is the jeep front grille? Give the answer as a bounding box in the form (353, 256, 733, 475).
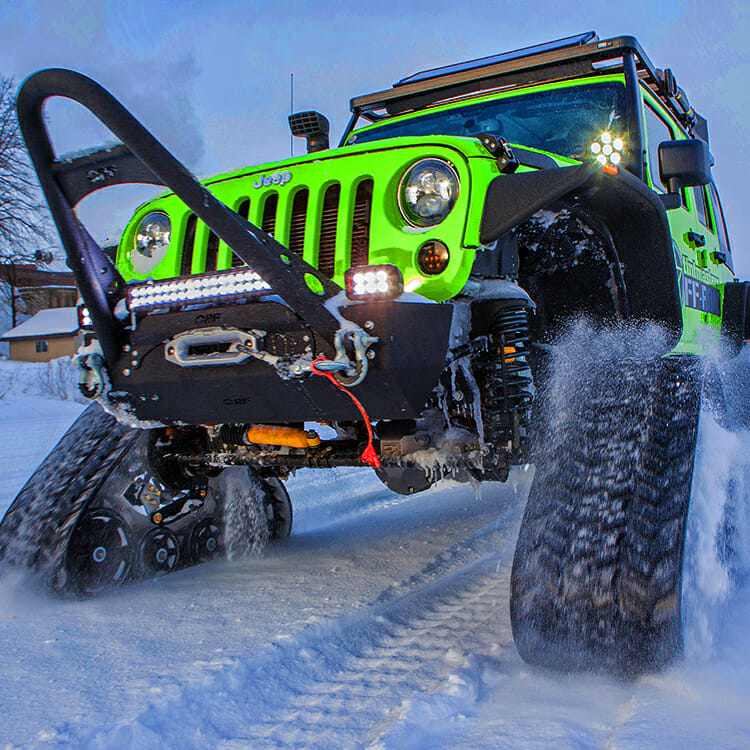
(206, 230, 220, 272)
(351, 180, 372, 268)
(261, 193, 278, 238)
(319, 184, 340, 278)
(181, 215, 197, 275)
(231, 200, 251, 267)
(176, 178, 373, 281)
(288, 189, 309, 256)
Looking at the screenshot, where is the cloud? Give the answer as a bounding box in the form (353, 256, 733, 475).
(1, 0, 749, 261)
(0, 0, 204, 168)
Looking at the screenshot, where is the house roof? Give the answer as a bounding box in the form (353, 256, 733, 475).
(0, 307, 79, 341)
(0, 264, 75, 288)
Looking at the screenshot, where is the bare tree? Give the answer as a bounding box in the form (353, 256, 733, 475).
(0, 75, 51, 327)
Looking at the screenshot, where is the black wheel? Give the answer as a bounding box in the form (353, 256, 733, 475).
(139, 527, 180, 576)
(66, 508, 135, 595)
(189, 517, 224, 564)
(262, 476, 293, 539)
(510, 354, 702, 675)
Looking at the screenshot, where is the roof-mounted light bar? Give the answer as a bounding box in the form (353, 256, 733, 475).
(395, 31, 598, 87)
(127, 268, 270, 311)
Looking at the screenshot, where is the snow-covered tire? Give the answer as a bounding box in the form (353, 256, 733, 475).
(510, 355, 702, 675)
(0, 403, 139, 592)
(262, 475, 293, 540)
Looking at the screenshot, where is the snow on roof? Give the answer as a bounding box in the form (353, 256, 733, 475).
(0, 307, 79, 340)
(42, 258, 73, 273)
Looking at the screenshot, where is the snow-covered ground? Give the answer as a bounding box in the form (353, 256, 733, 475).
(0, 358, 749, 749)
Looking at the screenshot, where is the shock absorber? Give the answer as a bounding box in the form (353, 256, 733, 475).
(475, 303, 533, 449)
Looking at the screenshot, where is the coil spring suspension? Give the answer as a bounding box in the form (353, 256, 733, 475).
(218, 424, 251, 445)
(475, 304, 533, 448)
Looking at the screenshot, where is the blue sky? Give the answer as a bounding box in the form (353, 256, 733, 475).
(0, 0, 747, 272)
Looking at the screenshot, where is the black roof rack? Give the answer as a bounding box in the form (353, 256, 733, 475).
(348, 34, 706, 142)
(395, 31, 598, 87)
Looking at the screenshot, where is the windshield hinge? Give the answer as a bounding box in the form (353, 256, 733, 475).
(476, 133, 520, 173)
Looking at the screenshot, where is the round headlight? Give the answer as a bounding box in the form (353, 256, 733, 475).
(132, 211, 171, 273)
(398, 159, 459, 227)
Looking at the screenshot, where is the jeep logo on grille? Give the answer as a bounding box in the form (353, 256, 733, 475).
(253, 170, 292, 189)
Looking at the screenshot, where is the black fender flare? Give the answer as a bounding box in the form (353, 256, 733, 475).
(480, 165, 682, 340)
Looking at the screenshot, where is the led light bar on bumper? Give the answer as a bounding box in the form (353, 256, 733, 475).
(127, 268, 271, 311)
(345, 264, 404, 301)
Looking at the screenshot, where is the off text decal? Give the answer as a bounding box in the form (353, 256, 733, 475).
(673, 243, 721, 316)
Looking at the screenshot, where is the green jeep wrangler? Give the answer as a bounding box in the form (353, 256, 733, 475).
(2, 31, 745, 675)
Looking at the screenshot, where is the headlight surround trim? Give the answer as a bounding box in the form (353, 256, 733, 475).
(398, 158, 460, 228)
(132, 210, 171, 273)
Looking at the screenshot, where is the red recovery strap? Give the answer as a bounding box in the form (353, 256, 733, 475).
(311, 356, 381, 469)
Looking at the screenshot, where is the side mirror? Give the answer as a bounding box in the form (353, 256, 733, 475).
(288, 111, 330, 154)
(658, 138, 713, 194)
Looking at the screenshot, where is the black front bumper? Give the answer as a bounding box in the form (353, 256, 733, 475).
(109, 299, 453, 425)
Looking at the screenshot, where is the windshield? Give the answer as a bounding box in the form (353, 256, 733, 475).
(348, 81, 627, 162)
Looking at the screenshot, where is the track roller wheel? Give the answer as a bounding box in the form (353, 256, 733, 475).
(139, 528, 180, 576)
(66, 509, 135, 595)
(189, 517, 224, 564)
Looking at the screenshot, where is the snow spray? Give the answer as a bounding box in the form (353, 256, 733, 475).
(682, 348, 750, 661)
(536, 318, 750, 666)
(218, 468, 270, 560)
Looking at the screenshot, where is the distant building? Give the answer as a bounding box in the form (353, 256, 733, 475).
(0, 308, 81, 362)
(0, 263, 77, 322)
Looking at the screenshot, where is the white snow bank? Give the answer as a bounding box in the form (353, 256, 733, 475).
(0, 359, 86, 513)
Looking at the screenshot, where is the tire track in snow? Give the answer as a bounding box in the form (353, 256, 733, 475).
(54, 508, 523, 750)
(250, 555, 513, 749)
(374, 492, 525, 606)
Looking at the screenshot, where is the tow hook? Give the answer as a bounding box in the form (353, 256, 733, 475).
(311, 328, 379, 387)
(76, 352, 107, 399)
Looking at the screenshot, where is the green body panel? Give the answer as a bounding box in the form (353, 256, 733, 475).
(118, 136, 569, 302)
(639, 90, 734, 355)
(117, 70, 732, 357)
(116, 75, 604, 303)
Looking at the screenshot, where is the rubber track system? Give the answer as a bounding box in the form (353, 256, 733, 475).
(0, 403, 139, 592)
(0, 403, 288, 595)
(510, 355, 702, 675)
